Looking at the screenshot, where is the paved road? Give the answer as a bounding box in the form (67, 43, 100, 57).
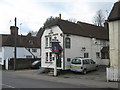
(2, 70, 89, 88)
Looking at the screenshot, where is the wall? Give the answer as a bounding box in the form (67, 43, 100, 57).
(64, 34, 104, 69)
(109, 20, 120, 68)
(0, 47, 39, 65)
(100, 59, 109, 65)
(41, 26, 64, 69)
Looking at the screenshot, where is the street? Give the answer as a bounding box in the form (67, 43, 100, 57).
(2, 70, 88, 88)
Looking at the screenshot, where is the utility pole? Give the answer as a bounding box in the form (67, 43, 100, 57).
(14, 17, 17, 70)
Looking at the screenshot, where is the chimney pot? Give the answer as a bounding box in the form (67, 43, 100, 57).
(10, 26, 19, 35)
(59, 13, 61, 19)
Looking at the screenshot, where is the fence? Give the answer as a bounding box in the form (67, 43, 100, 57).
(106, 67, 120, 81)
(8, 58, 41, 70)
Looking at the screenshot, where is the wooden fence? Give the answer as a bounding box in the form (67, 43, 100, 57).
(8, 58, 41, 70)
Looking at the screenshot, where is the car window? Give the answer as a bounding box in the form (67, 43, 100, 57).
(90, 59, 95, 64)
(71, 59, 81, 64)
(83, 59, 90, 64)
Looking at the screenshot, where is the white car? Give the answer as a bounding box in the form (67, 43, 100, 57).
(70, 58, 98, 74)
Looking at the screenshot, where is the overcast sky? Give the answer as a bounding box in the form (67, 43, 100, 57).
(0, 0, 118, 35)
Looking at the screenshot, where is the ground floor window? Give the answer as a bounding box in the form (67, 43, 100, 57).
(101, 52, 109, 59)
(26, 55, 32, 58)
(96, 52, 100, 58)
(46, 52, 48, 62)
(84, 53, 89, 58)
(46, 52, 53, 62)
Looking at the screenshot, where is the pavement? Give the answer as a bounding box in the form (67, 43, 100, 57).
(11, 65, 119, 88)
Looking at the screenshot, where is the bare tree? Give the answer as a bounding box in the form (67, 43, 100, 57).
(93, 9, 105, 26)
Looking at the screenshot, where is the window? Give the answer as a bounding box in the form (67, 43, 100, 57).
(29, 40, 33, 45)
(96, 52, 100, 58)
(46, 52, 48, 61)
(90, 59, 95, 64)
(0, 47, 2, 52)
(65, 38, 71, 48)
(84, 53, 89, 58)
(100, 40, 107, 46)
(32, 48, 37, 52)
(101, 52, 109, 59)
(26, 55, 32, 58)
(50, 52, 52, 61)
(67, 58, 71, 62)
(49, 37, 52, 47)
(71, 59, 81, 64)
(83, 59, 90, 64)
(45, 37, 48, 47)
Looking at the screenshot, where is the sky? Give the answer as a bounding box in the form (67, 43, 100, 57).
(0, 0, 118, 35)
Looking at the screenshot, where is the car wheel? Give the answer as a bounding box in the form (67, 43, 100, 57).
(83, 69, 87, 75)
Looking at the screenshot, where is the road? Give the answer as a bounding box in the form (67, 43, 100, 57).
(2, 70, 89, 88)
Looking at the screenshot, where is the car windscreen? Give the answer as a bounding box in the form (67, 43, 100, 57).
(71, 59, 81, 64)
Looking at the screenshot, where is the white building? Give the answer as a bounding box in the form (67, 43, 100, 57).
(107, 1, 120, 81)
(0, 26, 41, 66)
(41, 19, 109, 70)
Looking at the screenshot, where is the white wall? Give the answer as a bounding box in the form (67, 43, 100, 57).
(64, 34, 108, 69)
(0, 46, 40, 65)
(41, 26, 64, 69)
(109, 20, 120, 68)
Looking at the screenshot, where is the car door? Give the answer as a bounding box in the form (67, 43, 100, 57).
(90, 59, 96, 70)
(83, 59, 91, 71)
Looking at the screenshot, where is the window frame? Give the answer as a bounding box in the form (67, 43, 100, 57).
(84, 53, 89, 58)
(65, 37, 71, 48)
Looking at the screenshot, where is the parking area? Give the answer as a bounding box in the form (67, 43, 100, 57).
(58, 65, 107, 81)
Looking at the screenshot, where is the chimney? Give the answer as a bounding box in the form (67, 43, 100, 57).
(59, 13, 61, 19)
(10, 26, 19, 36)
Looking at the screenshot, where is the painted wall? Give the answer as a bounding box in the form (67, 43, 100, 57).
(41, 26, 64, 69)
(64, 34, 108, 69)
(109, 20, 120, 68)
(0, 46, 40, 65)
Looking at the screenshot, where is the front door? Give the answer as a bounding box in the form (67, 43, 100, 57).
(56, 54, 61, 67)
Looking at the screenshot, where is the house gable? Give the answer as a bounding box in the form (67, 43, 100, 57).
(108, 1, 120, 21)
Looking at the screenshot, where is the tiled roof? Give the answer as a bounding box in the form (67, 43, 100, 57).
(45, 19, 109, 40)
(108, 1, 120, 21)
(1, 34, 41, 48)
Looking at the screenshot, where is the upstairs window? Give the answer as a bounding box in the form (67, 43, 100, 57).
(45, 37, 48, 47)
(49, 37, 52, 47)
(32, 48, 37, 52)
(65, 38, 71, 48)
